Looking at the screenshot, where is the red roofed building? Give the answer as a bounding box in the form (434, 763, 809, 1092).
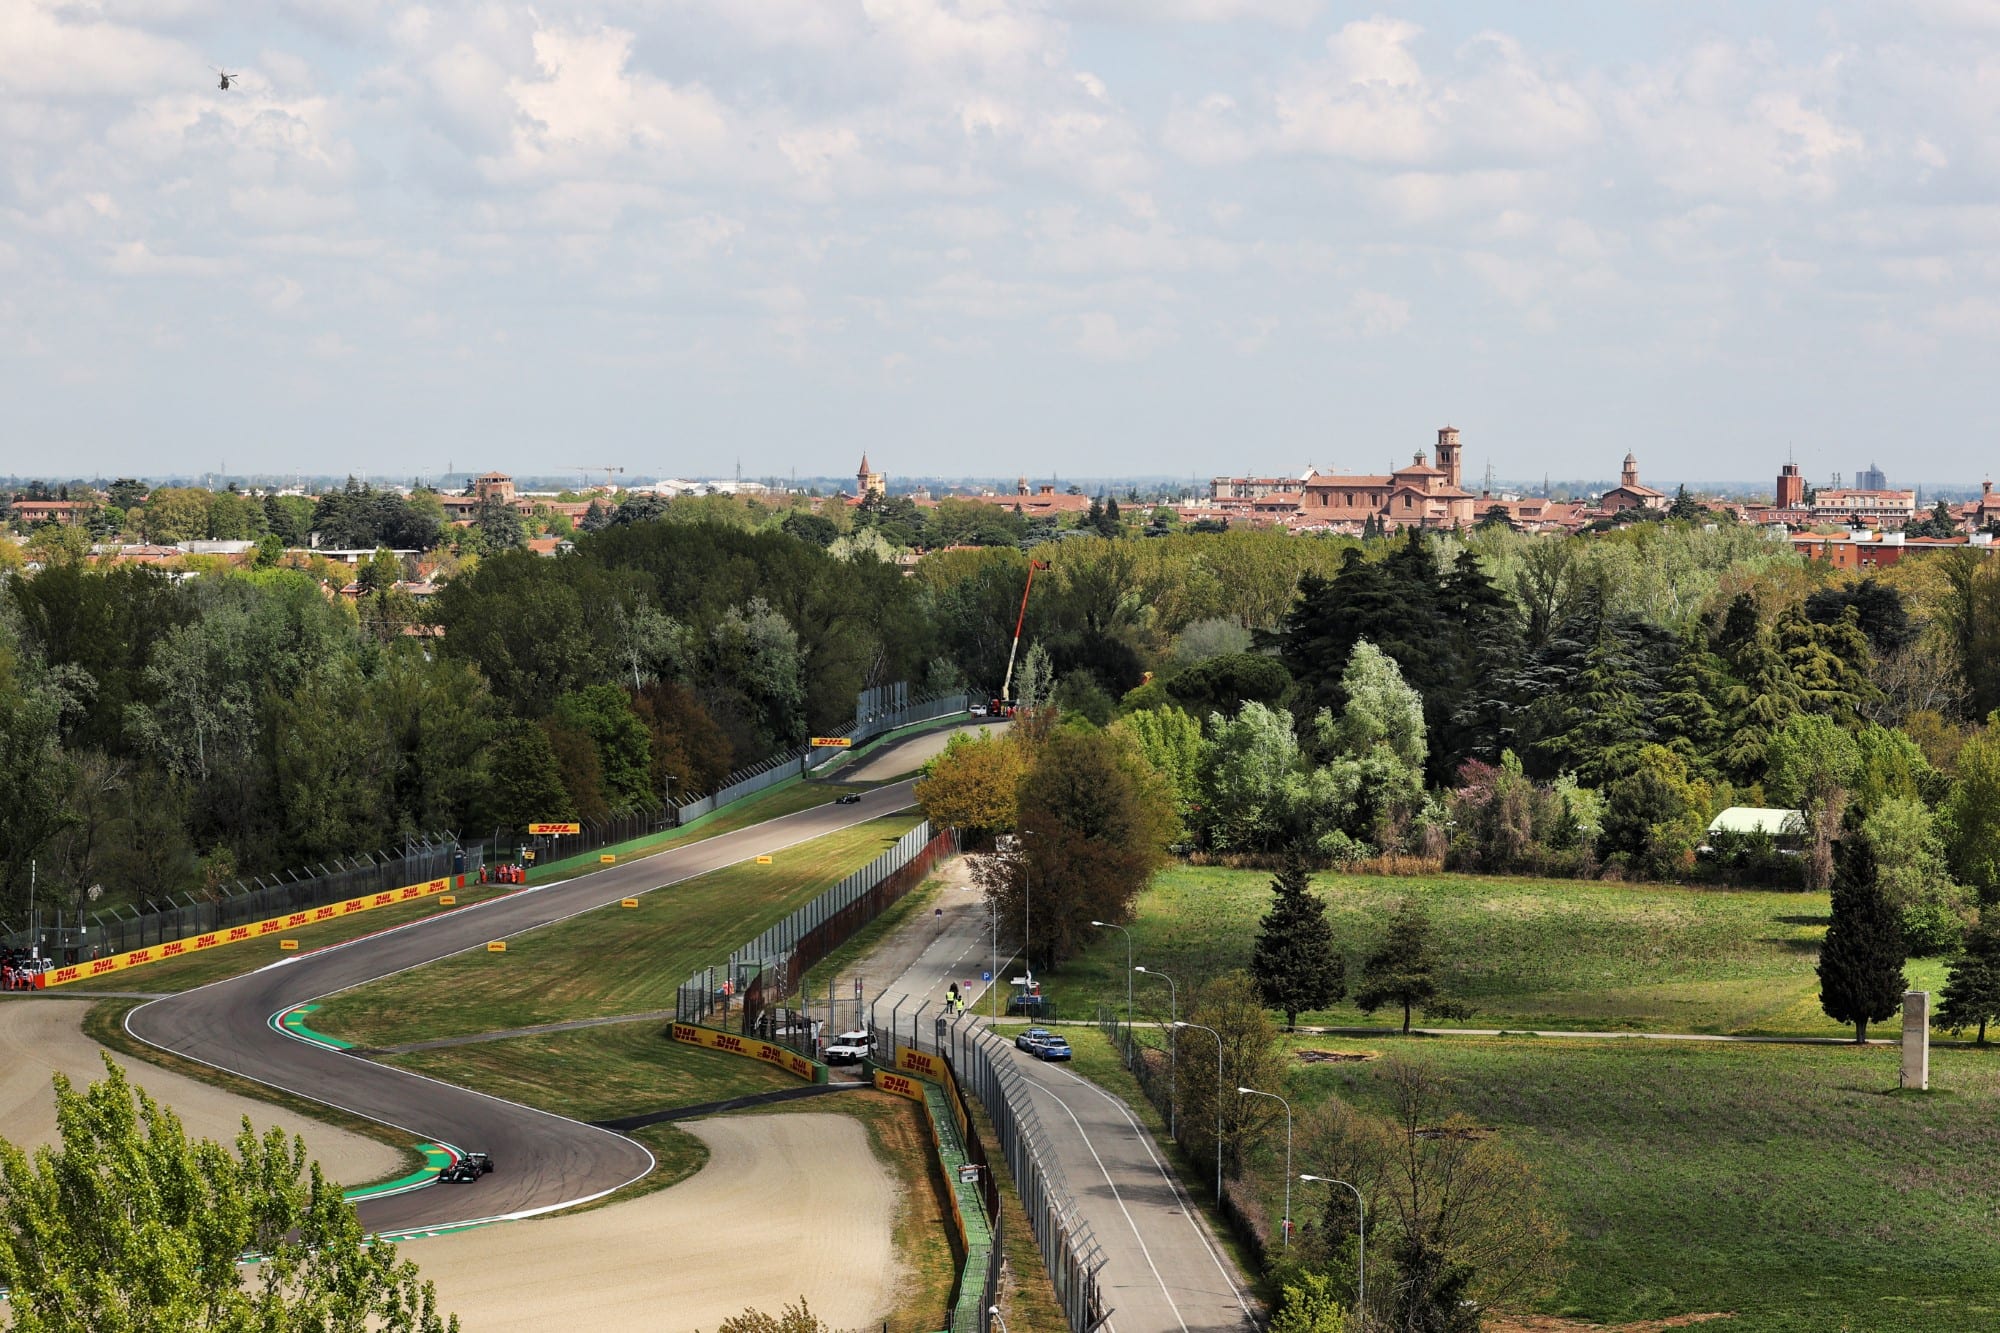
(1599, 452, 1669, 513)
(1296, 428, 1478, 531)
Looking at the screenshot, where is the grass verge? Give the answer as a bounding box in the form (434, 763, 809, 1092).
(1042, 865, 1954, 1037)
(383, 1021, 800, 1123)
(962, 1094, 1070, 1331)
(314, 812, 923, 1048)
(1233, 1032, 2000, 1333)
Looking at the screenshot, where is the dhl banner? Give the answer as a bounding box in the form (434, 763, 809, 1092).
(528, 822, 581, 835)
(873, 1069, 927, 1103)
(670, 1023, 821, 1082)
(894, 1046, 945, 1082)
(37, 878, 455, 990)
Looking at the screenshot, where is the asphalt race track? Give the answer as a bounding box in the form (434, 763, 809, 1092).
(126, 779, 920, 1237)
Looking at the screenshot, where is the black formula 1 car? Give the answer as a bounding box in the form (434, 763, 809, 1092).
(440, 1151, 494, 1183)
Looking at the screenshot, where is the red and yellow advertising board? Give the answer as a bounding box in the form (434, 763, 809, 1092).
(809, 737, 852, 748)
(670, 1023, 820, 1082)
(894, 1046, 944, 1082)
(873, 1069, 927, 1103)
(527, 822, 581, 835)
(37, 878, 455, 990)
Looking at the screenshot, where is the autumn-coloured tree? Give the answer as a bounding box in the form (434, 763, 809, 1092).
(913, 730, 1028, 838)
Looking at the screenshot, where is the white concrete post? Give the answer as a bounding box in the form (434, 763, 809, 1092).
(1901, 990, 1930, 1091)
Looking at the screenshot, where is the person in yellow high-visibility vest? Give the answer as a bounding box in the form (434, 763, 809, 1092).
(947, 981, 961, 1016)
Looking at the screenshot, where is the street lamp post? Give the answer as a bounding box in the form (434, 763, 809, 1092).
(1299, 1173, 1366, 1321)
(1091, 920, 1133, 1032)
(1238, 1085, 1293, 1248)
(1134, 966, 1177, 1139)
(1018, 829, 1040, 981)
(1174, 1020, 1224, 1203)
(988, 1307, 1009, 1333)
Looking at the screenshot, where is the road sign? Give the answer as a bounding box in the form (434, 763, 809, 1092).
(981, 970, 992, 983)
(809, 737, 852, 748)
(527, 822, 580, 835)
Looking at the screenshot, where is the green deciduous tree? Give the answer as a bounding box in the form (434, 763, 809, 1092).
(1178, 973, 1288, 1175)
(1355, 897, 1440, 1035)
(0, 1057, 457, 1333)
(1268, 1272, 1349, 1333)
(1600, 744, 1710, 880)
(1942, 726, 2000, 901)
(912, 729, 1027, 837)
(477, 720, 575, 834)
(1818, 832, 1908, 1043)
(1251, 849, 1345, 1028)
(980, 726, 1174, 970)
(552, 685, 655, 815)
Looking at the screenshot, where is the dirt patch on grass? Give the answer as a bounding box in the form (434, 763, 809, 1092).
(1298, 1049, 1377, 1064)
(1488, 1313, 1733, 1332)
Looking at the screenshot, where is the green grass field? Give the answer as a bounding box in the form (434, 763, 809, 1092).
(314, 811, 922, 1048)
(385, 1021, 798, 1122)
(1044, 866, 1951, 1037)
(1231, 1034, 2000, 1332)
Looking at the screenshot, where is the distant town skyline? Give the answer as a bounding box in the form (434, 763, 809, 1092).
(10, 3, 2000, 480)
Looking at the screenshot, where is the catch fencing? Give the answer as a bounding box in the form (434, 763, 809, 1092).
(671, 686, 974, 824)
(674, 822, 958, 1033)
(3, 833, 462, 963)
(951, 1023, 1107, 1333)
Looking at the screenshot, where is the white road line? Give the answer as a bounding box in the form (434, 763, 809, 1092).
(1045, 1062, 1257, 1326)
(1023, 1070, 1183, 1333)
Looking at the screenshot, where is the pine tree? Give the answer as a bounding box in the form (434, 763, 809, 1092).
(1937, 911, 2000, 1045)
(1356, 896, 1440, 1034)
(1818, 832, 1908, 1043)
(1250, 848, 1345, 1029)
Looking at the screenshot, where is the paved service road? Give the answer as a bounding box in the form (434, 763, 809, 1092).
(861, 862, 1255, 1333)
(127, 780, 921, 1237)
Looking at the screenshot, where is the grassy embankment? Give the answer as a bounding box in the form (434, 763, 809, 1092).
(1231, 1034, 2000, 1333)
(314, 811, 923, 1048)
(1040, 864, 1950, 1038)
(1030, 864, 1997, 1330)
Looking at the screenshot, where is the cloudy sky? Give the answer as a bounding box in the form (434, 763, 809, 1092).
(6, 2, 2000, 486)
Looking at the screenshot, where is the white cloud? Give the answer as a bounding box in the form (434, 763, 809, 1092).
(1053, 309, 1174, 360)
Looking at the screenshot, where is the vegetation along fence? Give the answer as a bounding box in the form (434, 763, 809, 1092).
(673, 822, 959, 1032)
(4, 834, 462, 963)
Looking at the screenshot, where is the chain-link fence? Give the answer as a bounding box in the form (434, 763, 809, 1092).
(674, 823, 957, 1038)
(3, 833, 463, 963)
(953, 1025, 1107, 1333)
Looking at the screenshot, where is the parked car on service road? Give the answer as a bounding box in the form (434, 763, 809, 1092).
(825, 1030, 874, 1064)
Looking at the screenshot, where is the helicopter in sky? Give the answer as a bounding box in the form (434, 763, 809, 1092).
(212, 67, 237, 91)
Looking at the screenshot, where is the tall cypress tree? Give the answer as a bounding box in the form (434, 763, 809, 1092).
(1937, 911, 2000, 1046)
(1818, 832, 1908, 1044)
(1250, 847, 1344, 1029)
(1356, 896, 1441, 1034)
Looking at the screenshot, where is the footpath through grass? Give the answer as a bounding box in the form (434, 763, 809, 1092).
(1043, 865, 1953, 1037)
(1233, 1033, 2000, 1332)
(315, 811, 923, 1048)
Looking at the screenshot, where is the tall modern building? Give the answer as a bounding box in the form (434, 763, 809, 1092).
(1856, 462, 1887, 491)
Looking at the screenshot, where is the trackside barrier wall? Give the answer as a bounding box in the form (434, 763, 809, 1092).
(35, 874, 461, 989)
(5, 833, 460, 966)
(669, 1022, 826, 1084)
(870, 1057, 1000, 1333)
